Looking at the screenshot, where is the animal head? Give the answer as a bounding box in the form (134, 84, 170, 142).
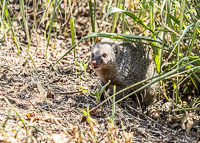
(90, 42, 120, 71)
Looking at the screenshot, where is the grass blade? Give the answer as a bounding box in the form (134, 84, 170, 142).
(2, 1, 21, 53)
(0, 27, 11, 43)
(46, 0, 58, 59)
(165, 23, 194, 64)
(88, 0, 95, 33)
(28, 125, 51, 140)
(103, 7, 153, 33)
(188, 20, 199, 56)
(111, 0, 120, 33)
(167, 13, 180, 25)
(122, 0, 126, 34)
(70, 17, 77, 76)
(0, 96, 29, 136)
(1, 0, 6, 22)
(150, 0, 161, 74)
(2, 110, 11, 129)
(19, 0, 30, 48)
(99, 80, 111, 97)
(173, 107, 200, 112)
(88, 0, 96, 42)
(112, 85, 116, 122)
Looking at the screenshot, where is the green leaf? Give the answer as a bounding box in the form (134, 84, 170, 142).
(90, 91, 99, 97)
(167, 13, 180, 25)
(70, 17, 75, 45)
(77, 86, 89, 94)
(99, 80, 111, 96)
(84, 32, 162, 44)
(46, 0, 58, 59)
(2, 1, 21, 53)
(77, 108, 87, 116)
(103, 7, 153, 33)
(19, 0, 30, 48)
(167, 23, 194, 62)
(111, 0, 120, 33)
(1, 110, 11, 130)
(111, 85, 116, 122)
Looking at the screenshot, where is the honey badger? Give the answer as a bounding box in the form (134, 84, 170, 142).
(90, 42, 158, 105)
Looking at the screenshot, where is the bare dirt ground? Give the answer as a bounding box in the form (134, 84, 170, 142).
(0, 0, 200, 142)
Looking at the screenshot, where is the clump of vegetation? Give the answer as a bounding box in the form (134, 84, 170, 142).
(0, 0, 199, 142)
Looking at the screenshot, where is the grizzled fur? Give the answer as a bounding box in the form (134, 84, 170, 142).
(90, 42, 158, 105)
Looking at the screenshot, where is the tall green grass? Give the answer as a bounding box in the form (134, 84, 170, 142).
(69, 0, 77, 76)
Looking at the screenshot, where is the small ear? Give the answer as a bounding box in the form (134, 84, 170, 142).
(112, 44, 120, 55)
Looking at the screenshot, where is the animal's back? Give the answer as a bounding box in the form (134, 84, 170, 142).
(116, 42, 155, 84)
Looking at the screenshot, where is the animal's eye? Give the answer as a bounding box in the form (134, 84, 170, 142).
(102, 53, 107, 58)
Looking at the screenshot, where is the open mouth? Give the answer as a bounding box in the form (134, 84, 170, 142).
(93, 65, 103, 71)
